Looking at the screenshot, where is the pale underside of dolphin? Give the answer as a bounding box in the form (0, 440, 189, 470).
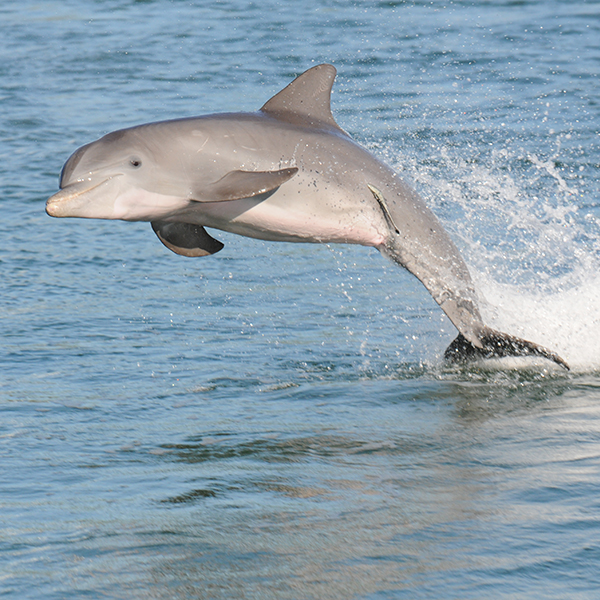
(46, 64, 568, 369)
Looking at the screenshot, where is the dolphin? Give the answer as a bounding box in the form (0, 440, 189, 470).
(46, 64, 568, 369)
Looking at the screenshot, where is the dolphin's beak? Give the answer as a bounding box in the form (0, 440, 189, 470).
(46, 179, 114, 218)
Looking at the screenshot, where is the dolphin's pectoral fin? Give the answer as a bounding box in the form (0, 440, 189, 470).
(199, 167, 299, 202)
(444, 329, 569, 370)
(151, 221, 224, 257)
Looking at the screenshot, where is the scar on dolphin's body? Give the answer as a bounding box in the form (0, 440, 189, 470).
(46, 64, 569, 370)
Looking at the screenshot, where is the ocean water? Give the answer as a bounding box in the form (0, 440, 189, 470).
(2, 0, 600, 598)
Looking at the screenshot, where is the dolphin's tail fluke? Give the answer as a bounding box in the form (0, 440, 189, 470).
(444, 328, 569, 370)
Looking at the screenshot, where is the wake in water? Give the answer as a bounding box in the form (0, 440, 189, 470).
(395, 136, 600, 372)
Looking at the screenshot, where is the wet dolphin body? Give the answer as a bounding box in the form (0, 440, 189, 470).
(46, 64, 568, 369)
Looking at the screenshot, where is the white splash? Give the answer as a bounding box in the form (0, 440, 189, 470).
(387, 136, 600, 372)
(474, 269, 600, 372)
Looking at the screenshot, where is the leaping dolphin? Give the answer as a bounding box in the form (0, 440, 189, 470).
(46, 64, 568, 369)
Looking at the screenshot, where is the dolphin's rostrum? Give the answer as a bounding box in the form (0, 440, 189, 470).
(46, 64, 568, 369)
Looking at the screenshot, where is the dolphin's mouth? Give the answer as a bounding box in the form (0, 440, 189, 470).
(46, 178, 115, 217)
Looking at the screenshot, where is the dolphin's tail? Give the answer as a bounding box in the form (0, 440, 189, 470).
(444, 328, 569, 370)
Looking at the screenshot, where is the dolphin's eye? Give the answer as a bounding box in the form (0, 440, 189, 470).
(130, 158, 142, 168)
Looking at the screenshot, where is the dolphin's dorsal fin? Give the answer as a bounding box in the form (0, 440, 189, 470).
(260, 64, 348, 135)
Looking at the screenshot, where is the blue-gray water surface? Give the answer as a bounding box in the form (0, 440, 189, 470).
(2, 1, 600, 598)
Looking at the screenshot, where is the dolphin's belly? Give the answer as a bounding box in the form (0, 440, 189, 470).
(184, 176, 389, 247)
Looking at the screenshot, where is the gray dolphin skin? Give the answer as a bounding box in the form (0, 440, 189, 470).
(46, 64, 569, 369)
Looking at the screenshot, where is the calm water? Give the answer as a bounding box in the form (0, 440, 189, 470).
(2, 1, 600, 598)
